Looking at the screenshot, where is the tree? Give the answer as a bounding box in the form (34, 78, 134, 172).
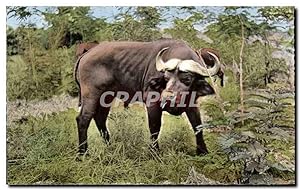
(110, 6, 162, 41)
(258, 7, 294, 22)
(7, 6, 40, 21)
(7, 26, 20, 55)
(205, 7, 290, 89)
(164, 10, 210, 49)
(258, 7, 294, 89)
(43, 7, 101, 48)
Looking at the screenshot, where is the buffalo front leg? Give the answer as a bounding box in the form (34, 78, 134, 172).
(146, 105, 162, 151)
(186, 107, 208, 155)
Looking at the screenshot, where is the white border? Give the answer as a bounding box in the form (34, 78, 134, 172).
(1, 0, 298, 189)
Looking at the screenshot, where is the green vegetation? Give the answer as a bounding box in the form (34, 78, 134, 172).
(7, 50, 76, 100)
(7, 6, 295, 185)
(7, 104, 294, 185)
(8, 108, 240, 185)
(6, 6, 294, 101)
(205, 89, 294, 183)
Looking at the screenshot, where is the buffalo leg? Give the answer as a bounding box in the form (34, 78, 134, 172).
(186, 107, 208, 155)
(93, 104, 111, 143)
(146, 105, 162, 150)
(76, 93, 100, 155)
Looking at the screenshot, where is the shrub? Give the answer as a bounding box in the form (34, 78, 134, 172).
(201, 71, 240, 122)
(217, 90, 294, 184)
(7, 47, 77, 101)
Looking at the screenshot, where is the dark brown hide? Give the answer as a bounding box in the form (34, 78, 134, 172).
(75, 39, 219, 156)
(75, 41, 99, 59)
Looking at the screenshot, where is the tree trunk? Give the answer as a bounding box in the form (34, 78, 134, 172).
(239, 16, 245, 119)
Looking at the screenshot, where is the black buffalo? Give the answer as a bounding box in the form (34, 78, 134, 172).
(74, 39, 222, 156)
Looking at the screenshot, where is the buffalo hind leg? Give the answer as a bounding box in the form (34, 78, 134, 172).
(186, 107, 208, 155)
(93, 103, 112, 144)
(146, 105, 162, 151)
(76, 93, 100, 156)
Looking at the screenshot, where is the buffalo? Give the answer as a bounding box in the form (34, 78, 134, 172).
(74, 39, 222, 156)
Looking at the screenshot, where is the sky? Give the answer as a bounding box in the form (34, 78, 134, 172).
(6, 6, 226, 31)
(6, 6, 291, 33)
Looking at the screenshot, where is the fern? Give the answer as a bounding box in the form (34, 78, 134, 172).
(208, 88, 295, 184)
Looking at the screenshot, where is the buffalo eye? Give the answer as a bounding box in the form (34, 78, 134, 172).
(178, 72, 193, 86)
(180, 78, 192, 86)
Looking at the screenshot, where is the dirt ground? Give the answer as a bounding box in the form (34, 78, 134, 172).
(7, 94, 78, 126)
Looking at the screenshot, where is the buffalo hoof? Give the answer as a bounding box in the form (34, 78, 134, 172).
(196, 148, 208, 156)
(101, 131, 110, 144)
(75, 151, 90, 162)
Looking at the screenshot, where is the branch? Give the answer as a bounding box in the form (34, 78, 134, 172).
(239, 16, 245, 122)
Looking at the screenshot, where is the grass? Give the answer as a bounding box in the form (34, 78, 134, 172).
(7, 106, 242, 185)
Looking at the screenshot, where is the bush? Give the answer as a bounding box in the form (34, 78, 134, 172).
(203, 87, 295, 184)
(7, 55, 29, 100)
(201, 71, 240, 122)
(7, 47, 77, 101)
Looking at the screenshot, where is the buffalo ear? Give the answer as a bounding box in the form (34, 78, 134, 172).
(194, 79, 215, 96)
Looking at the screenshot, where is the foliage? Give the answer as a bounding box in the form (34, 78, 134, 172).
(7, 56, 29, 99)
(110, 7, 162, 41)
(7, 6, 39, 21)
(7, 26, 20, 55)
(243, 42, 288, 88)
(7, 6, 293, 89)
(205, 7, 291, 88)
(43, 7, 97, 48)
(258, 7, 294, 22)
(201, 72, 240, 122)
(206, 89, 295, 184)
(136, 7, 163, 28)
(7, 47, 77, 100)
(164, 12, 209, 49)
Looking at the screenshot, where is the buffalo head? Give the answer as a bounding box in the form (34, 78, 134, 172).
(151, 47, 221, 113)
